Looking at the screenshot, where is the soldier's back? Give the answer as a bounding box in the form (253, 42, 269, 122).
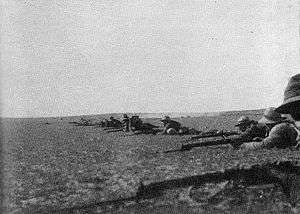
(265, 122, 298, 148)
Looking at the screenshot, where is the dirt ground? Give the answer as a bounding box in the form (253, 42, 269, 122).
(1, 111, 300, 214)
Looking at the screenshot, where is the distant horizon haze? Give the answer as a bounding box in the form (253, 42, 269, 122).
(1, 0, 299, 118)
(0, 108, 266, 119)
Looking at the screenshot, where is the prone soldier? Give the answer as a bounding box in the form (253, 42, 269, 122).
(161, 116, 182, 135)
(129, 115, 159, 134)
(240, 74, 300, 150)
(235, 116, 260, 132)
(109, 116, 122, 128)
(230, 114, 271, 148)
(130, 115, 143, 132)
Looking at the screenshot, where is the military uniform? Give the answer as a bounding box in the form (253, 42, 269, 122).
(238, 107, 298, 150)
(231, 122, 269, 144)
(130, 116, 143, 131)
(161, 116, 181, 134)
(274, 74, 300, 149)
(240, 121, 298, 150)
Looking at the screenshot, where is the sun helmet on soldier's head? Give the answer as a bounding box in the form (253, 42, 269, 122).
(235, 116, 251, 127)
(258, 107, 286, 124)
(123, 114, 128, 118)
(276, 74, 300, 114)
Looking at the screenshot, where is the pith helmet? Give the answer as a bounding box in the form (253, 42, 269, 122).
(235, 116, 251, 127)
(258, 107, 286, 124)
(276, 74, 300, 113)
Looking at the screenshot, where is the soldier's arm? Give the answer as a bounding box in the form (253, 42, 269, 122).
(230, 126, 257, 143)
(239, 141, 266, 150)
(240, 123, 295, 150)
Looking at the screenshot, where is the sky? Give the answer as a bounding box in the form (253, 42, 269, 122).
(1, 0, 299, 118)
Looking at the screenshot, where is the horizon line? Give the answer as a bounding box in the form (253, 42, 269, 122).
(0, 108, 266, 119)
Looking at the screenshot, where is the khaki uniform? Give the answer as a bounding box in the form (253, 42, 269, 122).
(240, 122, 298, 150)
(231, 122, 269, 143)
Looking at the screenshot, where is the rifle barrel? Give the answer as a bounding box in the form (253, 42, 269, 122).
(189, 131, 238, 141)
(182, 139, 232, 150)
(163, 139, 234, 153)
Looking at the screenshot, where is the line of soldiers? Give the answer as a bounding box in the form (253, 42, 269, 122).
(101, 114, 160, 135)
(100, 114, 201, 135)
(100, 74, 300, 150)
(162, 74, 300, 152)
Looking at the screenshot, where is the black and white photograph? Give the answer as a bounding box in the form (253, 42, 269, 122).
(1, 0, 300, 213)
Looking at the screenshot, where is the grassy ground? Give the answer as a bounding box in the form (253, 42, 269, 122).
(1, 112, 300, 214)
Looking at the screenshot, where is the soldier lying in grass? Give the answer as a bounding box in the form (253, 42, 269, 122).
(239, 74, 300, 150)
(160, 116, 201, 135)
(160, 116, 182, 135)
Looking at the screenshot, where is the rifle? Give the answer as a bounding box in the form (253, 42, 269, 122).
(189, 130, 239, 141)
(128, 128, 162, 136)
(136, 161, 300, 199)
(163, 138, 236, 153)
(47, 161, 299, 213)
(162, 130, 240, 153)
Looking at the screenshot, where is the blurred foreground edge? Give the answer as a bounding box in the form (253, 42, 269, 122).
(33, 161, 299, 214)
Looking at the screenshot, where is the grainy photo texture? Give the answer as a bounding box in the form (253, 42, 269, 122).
(1, 1, 300, 213)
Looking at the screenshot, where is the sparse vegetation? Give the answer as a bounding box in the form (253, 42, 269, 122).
(2, 111, 299, 213)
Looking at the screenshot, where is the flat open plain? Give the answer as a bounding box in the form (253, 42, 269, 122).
(2, 110, 300, 213)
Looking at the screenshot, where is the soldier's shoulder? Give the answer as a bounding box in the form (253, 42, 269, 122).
(270, 122, 295, 134)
